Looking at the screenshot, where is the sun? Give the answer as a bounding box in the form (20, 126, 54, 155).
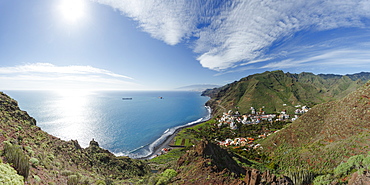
(58, 0, 87, 23)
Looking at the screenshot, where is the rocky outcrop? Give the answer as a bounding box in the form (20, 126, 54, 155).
(348, 171, 370, 185)
(0, 92, 36, 125)
(244, 169, 293, 185)
(175, 140, 246, 184)
(177, 140, 245, 176)
(175, 140, 291, 185)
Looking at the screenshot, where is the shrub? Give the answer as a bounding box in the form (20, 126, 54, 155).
(161, 169, 177, 179)
(95, 180, 106, 185)
(313, 174, 333, 185)
(156, 169, 178, 185)
(61, 170, 74, 176)
(67, 175, 79, 185)
(362, 155, 370, 169)
(0, 162, 24, 184)
(24, 146, 34, 156)
(33, 175, 41, 182)
(347, 154, 365, 169)
(334, 162, 351, 177)
(29, 157, 39, 167)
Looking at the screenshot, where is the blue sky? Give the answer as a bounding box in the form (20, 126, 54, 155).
(1, 0, 370, 90)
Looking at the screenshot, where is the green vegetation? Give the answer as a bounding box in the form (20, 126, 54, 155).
(173, 121, 211, 146)
(1, 71, 370, 184)
(0, 162, 24, 184)
(203, 71, 369, 115)
(29, 157, 39, 167)
(312, 152, 370, 184)
(2, 141, 30, 179)
(150, 148, 187, 164)
(156, 169, 177, 185)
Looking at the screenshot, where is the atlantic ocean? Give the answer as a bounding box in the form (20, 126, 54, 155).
(3, 90, 210, 158)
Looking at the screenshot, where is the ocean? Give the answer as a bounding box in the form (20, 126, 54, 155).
(3, 90, 210, 158)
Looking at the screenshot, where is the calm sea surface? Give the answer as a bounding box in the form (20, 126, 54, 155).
(3, 90, 210, 158)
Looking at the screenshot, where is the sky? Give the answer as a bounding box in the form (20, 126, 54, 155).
(1, 0, 370, 90)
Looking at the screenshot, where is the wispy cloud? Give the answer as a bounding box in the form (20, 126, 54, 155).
(0, 63, 133, 79)
(94, 0, 370, 72)
(0, 63, 139, 90)
(261, 49, 370, 69)
(93, 0, 204, 45)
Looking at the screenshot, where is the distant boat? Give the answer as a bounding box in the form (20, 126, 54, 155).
(122, 98, 133, 100)
(159, 97, 163, 99)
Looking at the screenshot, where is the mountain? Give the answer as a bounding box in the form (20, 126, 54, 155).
(201, 72, 370, 183)
(0, 92, 150, 184)
(260, 81, 370, 180)
(176, 84, 220, 92)
(202, 71, 370, 115)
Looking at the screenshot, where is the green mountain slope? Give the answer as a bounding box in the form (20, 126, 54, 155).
(203, 71, 369, 115)
(260, 81, 370, 173)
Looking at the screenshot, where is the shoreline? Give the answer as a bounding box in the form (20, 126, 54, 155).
(138, 113, 211, 160)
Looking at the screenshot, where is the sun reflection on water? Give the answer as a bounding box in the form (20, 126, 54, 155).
(52, 90, 97, 147)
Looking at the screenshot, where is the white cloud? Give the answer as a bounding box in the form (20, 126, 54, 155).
(261, 49, 370, 69)
(0, 63, 133, 79)
(0, 63, 139, 90)
(93, 0, 202, 45)
(93, 0, 370, 71)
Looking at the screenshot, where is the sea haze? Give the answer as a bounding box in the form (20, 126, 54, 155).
(4, 90, 210, 158)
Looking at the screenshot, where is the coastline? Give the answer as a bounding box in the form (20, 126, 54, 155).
(138, 107, 212, 160)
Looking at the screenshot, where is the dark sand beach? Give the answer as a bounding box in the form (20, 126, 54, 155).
(140, 119, 210, 160)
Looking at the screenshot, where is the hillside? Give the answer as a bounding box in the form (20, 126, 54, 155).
(260, 81, 370, 177)
(0, 92, 150, 184)
(203, 71, 369, 115)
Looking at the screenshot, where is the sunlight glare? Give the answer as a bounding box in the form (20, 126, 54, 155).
(58, 0, 86, 23)
(53, 89, 94, 141)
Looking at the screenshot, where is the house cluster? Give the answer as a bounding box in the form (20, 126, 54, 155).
(217, 131, 280, 150)
(216, 109, 278, 130)
(294, 105, 310, 114)
(217, 137, 262, 150)
(216, 105, 310, 130)
(218, 137, 254, 146)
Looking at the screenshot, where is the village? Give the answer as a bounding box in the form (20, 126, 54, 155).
(215, 105, 310, 150)
(153, 104, 311, 158)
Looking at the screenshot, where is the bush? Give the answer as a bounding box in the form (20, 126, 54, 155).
(334, 162, 351, 177)
(313, 174, 333, 185)
(95, 180, 106, 185)
(156, 169, 178, 185)
(0, 162, 24, 184)
(347, 154, 365, 168)
(29, 158, 39, 167)
(67, 175, 79, 185)
(362, 155, 370, 169)
(24, 146, 34, 156)
(33, 175, 41, 182)
(161, 169, 177, 179)
(61, 170, 74, 176)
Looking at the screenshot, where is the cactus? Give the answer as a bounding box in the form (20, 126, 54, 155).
(286, 167, 315, 185)
(3, 141, 30, 179)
